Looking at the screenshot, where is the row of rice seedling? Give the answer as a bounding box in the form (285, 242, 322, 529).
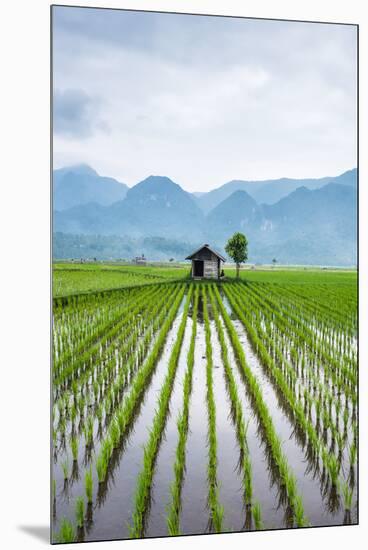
(235, 282, 356, 424)
(74, 286, 175, 405)
(207, 285, 253, 512)
(213, 284, 308, 527)
(53, 281, 175, 360)
(53, 264, 183, 298)
(129, 286, 193, 537)
(86, 284, 183, 440)
(53, 284, 188, 542)
(53, 284, 165, 387)
(53, 272, 357, 541)
(166, 286, 199, 535)
(223, 283, 355, 495)
(226, 283, 355, 511)
(53, 285, 145, 369)
(234, 281, 357, 437)
(250, 279, 355, 337)
(53, 283, 175, 425)
(249, 282, 357, 384)
(202, 287, 224, 533)
(247, 280, 355, 361)
(268, 281, 357, 337)
(93, 285, 187, 485)
(54, 284, 183, 477)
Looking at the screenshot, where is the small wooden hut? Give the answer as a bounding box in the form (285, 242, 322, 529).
(133, 254, 146, 265)
(186, 244, 225, 279)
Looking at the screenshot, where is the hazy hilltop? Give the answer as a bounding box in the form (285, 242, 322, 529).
(53, 166, 357, 266)
(195, 169, 357, 213)
(53, 164, 128, 210)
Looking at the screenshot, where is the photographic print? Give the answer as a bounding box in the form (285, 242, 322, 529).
(51, 4, 358, 544)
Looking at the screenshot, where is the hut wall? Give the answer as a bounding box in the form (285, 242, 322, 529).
(203, 260, 219, 279)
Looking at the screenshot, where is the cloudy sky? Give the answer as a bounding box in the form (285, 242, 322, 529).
(52, 6, 357, 192)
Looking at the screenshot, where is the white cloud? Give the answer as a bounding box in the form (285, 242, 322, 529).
(52, 7, 357, 192)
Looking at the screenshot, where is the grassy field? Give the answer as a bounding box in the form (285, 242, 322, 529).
(52, 264, 357, 542)
(53, 262, 190, 297)
(53, 261, 356, 297)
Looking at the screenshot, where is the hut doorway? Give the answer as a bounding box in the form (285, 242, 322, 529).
(193, 260, 204, 277)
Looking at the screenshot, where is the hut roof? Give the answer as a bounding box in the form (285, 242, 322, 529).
(185, 244, 226, 262)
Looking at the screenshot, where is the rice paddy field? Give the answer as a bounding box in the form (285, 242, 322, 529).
(51, 264, 358, 543)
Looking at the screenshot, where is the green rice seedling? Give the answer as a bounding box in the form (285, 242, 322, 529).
(293, 495, 308, 527)
(336, 432, 345, 456)
(57, 400, 64, 419)
(343, 408, 349, 429)
(71, 380, 78, 400)
(327, 455, 340, 485)
(71, 403, 77, 424)
(96, 403, 103, 424)
(78, 396, 86, 418)
(61, 459, 69, 481)
(340, 481, 353, 511)
(52, 428, 57, 448)
(216, 284, 308, 525)
(349, 443, 357, 466)
(87, 416, 95, 445)
(208, 285, 253, 506)
(252, 502, 263, 530)
(55, 518, 75, 543)
(129, 287, 192, 538)
(166, 287, 199, 536)
(203, 287, 224, 533)
(75, 496, 85, 528)
(95, 286, 185, 490)
(85, 467, 93, 504)
(110, 418, 121, 449)
(70, 435, 78, 462)
(58, 416, 66, 438)
(96, 453, 108, 484)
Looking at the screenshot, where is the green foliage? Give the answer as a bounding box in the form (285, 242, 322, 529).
(252, 502, 263, 530)
(53, 260, 189, 297)
(225, 232, 248, 277)
(75, 496, 85, 528)
(340, 481, 353, 511)
(70, 436, 78, 461)
(85, 467, 93, 504)
(55, 518, 75, 543)
(61, 459, 69, 481)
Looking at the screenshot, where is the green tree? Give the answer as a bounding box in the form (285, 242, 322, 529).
(225, 232, 248, 278)
(272, 258, 277, 267)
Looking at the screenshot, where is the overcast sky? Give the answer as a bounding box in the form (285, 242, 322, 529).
(52, 6, 357, 192)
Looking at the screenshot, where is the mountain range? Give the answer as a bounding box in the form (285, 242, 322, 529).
(195, 168, 357, 213)
(53, 165, 357, 266)
(54, 164, 128, 210)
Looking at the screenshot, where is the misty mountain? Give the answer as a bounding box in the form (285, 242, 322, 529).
(53, 164, 128, 210)
(55, 175, 204, 241)
(261, 183, 357, 243)
(206, 190, 262, 242)
(201, 183, 356, 265)
(53, 168, 357, 266)
(196, 169, 357, 213)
